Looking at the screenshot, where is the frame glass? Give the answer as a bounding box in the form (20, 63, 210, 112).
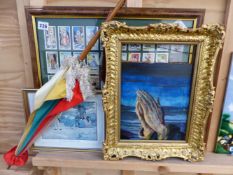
(120, 43, 194, 142)
(101, 21, 224, 161)
(22, 89, 105, 151)
(25, 7, 205, 88)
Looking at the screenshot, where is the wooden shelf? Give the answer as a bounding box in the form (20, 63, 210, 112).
(32, 151, 233, 174)
(0, 155, 33, 175)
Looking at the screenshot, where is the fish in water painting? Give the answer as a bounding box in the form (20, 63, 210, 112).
(120, 61, 194, 141)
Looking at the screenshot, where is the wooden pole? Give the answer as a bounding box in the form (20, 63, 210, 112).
(78, 0, 126, 61)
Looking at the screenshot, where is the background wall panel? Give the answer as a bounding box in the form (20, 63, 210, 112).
(143, 0, 226, 24)
(0, 0, 26, 153)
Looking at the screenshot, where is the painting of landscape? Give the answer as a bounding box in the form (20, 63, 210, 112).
(216, 58, 233, 154)
(42, 101, 97, 141)
(120, 61, 194, 141)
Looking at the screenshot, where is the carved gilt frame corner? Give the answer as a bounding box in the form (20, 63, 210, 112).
(101, 21, 224, 162)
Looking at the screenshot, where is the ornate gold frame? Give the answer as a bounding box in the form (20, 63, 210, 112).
(101, 21, 224, 162)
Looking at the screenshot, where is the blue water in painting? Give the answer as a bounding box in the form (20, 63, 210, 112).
(120, 63, 193, 140)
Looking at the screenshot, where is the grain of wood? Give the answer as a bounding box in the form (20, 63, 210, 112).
(0, 132, 23, 146)
(126, 0, 142, 7)
(0, 47, 24, 72)
(0, 117, 25, 126)
(0, 3, 26, 145)
(0, 89, 25, 154)
(122, 170, 135, 175)
(43, 167, 62, 175)
(16, 0, 33, 87)
(135, 172, 196, 175)
(40, 0, 120, 6)
(0, 73, 25, 88)
(0, 9, 22, 50)
(29, 0, 47, 6)
(143, 0, 225, 10)
(0, 100, 22, 105)
(0, 170, 30, 175)
(0, 155, 33, 175)
(61, 168, 120, 175)
(206, 0, 233, 151)
(32, 152, 233, 174)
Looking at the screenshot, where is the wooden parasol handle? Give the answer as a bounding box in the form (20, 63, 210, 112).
(79, 0, 126, 61)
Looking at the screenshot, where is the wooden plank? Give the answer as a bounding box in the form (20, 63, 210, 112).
(121, 170, 135, 175)
(41, 167, 62, 175)
(32, 152, 233, 174)
(206, 0, 233, 151)
(142, 0, 226, 24)
(32, 0, 226, 19)
(16, 0, 34, 87)
(142, 0, 225, 10)
(61, 168, 120, 175)
(29, 0, 47, 6)
(0, 154, 33, 175)
(0, 88, 25, 153)
(0, 72, 25, 88)
(0, 0, 27, 154)
(0, 170, 30, 175)
(36, 0, 118, 6)
(0, 47, 24, 72)
(0, 132, 23, 153)
(126, 0, 142, 7)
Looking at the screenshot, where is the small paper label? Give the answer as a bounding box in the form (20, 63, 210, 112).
(38, 21, 49, 30)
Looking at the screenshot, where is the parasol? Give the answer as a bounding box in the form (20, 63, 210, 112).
(3, 0, 126, 168)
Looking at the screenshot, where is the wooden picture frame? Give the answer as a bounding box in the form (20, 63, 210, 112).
(22, 89, 105, 151)
(22, 89, 37, 122)
(101, 21, 224, 162)
(25, 7, 205, 88)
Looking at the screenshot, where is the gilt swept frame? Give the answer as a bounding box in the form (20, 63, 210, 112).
(101, 21, 224, 162)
